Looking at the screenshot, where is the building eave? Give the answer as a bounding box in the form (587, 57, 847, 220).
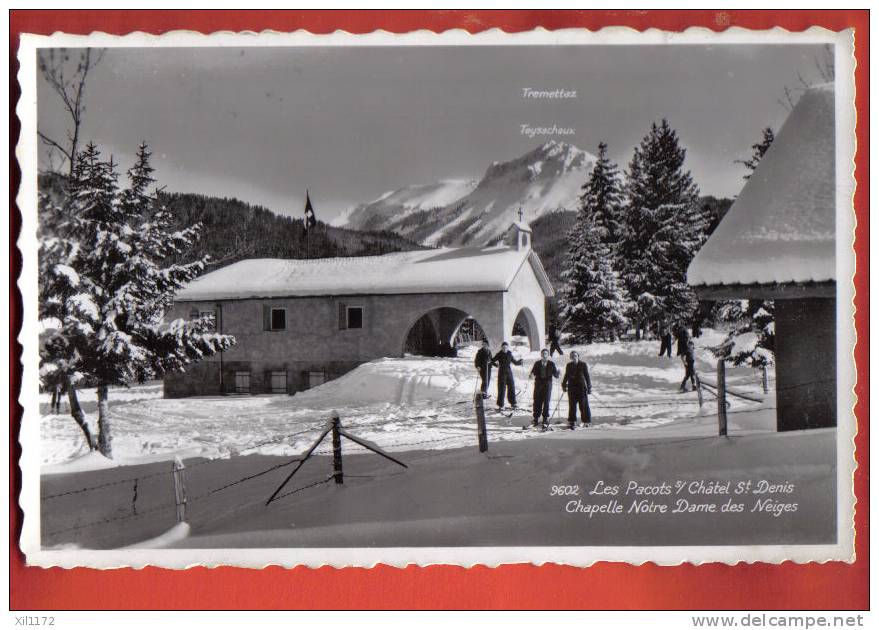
(693, 280, 836, 301)
(172, 288, 510, 304)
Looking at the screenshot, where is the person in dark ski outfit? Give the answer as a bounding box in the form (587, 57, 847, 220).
(562, 350, 592, 429)
(50, 383, 62, 414)
(529, 349, 560, 428)
(658, 322, 673, 358)
(548, 325, 563, 357)
(675, 326, 691, 364)
(473, 339, 493, 399)
(679, 339, 699, 392)
(491, 341, 523, 409)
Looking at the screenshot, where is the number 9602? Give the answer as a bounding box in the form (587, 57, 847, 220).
(550, 485, 580, 496)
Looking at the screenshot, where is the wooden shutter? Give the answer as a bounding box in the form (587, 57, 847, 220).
(263, 304, 271, 331)
(338, 302, 347, 330)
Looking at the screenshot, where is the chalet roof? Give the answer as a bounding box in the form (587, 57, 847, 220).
(175, 245, 555, 301)
(687, 84, 836, 289)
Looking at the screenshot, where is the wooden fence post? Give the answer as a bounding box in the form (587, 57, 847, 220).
(717, 360, 728, 437)
(172, 456, 187, 523)
(762, 364, 770, 394)
(474, 391, 489, 453)
(331, 414, 343, 484)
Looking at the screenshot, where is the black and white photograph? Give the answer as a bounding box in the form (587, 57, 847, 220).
(17, 27, 856, 567)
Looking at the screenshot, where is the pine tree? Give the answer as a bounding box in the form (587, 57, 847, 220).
(735, 127, 774, 180)
(618, 119, 706, 333)
(559, 147, 629, 343)
(581, 142, 624, 246)
(709, 300, 775, 367)
(38, 142, 235, 457)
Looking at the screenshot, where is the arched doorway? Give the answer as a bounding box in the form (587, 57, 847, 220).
(512, 307, 541, 351)
(452, 317, 487, 346)
(403, 307, 486, 357)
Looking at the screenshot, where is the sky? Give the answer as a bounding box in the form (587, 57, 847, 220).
(37, 43, 831, 222)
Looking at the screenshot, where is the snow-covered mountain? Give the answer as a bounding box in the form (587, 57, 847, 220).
(330, 179, 478, 230)
(335, 141, 596, 246)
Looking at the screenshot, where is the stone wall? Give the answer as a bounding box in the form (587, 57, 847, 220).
(163, 256, 550, 397)
(162, 290, 507, 397)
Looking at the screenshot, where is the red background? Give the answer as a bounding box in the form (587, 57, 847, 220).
(9, 10, 870, 610)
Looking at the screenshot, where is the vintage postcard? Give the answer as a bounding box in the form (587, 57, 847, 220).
(16, 26, 857, 569)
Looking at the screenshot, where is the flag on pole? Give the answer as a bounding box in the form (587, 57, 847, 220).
(304, 191, 317, 231)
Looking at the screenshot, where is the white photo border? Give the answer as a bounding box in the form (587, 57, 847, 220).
(15, 25, 858, 569)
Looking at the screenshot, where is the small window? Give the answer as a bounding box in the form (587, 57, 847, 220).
(234, 371, 250, 394)
(346, 306, 363, 329)
(270, 371, 287, 394)
(199, 309, 216, 332)
(270, 308, 287, 331)
(307, 371, 326, 389)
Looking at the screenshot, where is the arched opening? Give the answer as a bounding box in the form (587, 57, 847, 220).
(512, 307, 540, 352)
(403, 307, 486, 357)
(452, 317, 487, 347)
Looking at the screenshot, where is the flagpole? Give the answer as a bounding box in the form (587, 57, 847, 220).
(305, 189, 310, 259)
(304, 189, 317, 259)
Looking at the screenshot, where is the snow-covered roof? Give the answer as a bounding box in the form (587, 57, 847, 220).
(688, 84, 836, 288)
(176, 246, 555, 301)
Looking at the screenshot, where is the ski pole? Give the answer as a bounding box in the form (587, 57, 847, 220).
(516, 357, 530, 400)
(550, 387, 565, 420)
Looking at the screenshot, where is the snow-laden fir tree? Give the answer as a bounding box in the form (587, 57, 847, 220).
(559, 145, 629, 343)
(39, 142, 235, 457)
(582, 142, 625, 247)
(618, 119, 707, 334)
(709, 299, 775, 367)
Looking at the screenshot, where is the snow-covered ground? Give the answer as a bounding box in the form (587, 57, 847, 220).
(38, 330, 837, 552)
(39, 330, 775, 471)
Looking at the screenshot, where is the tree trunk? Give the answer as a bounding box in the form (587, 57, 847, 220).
(66, 385, 96, 451)
(96, 385, 113, 458)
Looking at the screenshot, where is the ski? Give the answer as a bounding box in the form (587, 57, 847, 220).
(489, 408, 515, 418)
(521, 422, 554, 432)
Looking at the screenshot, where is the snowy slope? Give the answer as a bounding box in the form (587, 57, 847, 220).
(335, 141, 595, 246)
(40, 330, 774, 468)
(333, 179, 477, 230)
(42, 331, 833, 552)
(435, 141, 595, 245)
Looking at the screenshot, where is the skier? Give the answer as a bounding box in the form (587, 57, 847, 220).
(547, 325, 564, 357)
(562, 350, 592, 429)
(50, 383, 62, 414)
(692, 317, 703, 339)
(658, 322, 673, 358)
(473, 338, 493, 399)
(491, 341, 523, 410)
(529, 349, 560, 429)
(679, 339, 699, 393)
(675, 325, 691, 365)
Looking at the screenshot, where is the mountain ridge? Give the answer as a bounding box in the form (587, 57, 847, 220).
(337, 141, 597, 246)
